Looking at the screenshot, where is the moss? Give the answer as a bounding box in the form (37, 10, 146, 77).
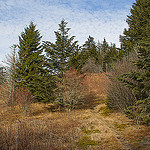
(98, 106, 114, 116)
(81, 127, 101, 134)
(114, 122, 127, 130)
(76, 136, 101, 148)
(90, 126, 95, 130)
(105, 130, 108, 133)
(82, 116, 90, 119)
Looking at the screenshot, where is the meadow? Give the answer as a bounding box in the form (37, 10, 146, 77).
(0, 73, 149, 150)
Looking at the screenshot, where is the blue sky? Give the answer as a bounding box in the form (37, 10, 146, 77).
(0, 0, 135, 64)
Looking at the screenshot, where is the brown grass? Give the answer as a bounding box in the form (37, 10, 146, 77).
(84, 73, 108, 97)
(0, 103, 82, 150)
(0, 73, 149, 150)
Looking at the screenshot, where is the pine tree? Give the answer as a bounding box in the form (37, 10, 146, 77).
(16, 22, 56, 102)
(107, 43, 119, 62)
(119, 0, 150, 101)
(44, 19, 78, 78)
(120, 0, 150, 54)
(119, 0, 150, 124)
(120, 40, 150, 101)
(77, 35, 99, 72)
(82, 35, 98, 62)
(100, 38, 110, 72)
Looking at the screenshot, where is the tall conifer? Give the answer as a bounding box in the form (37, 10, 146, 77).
(119, 0, 150, 124)
(16, 22, 56, 102)
(44, 19, 78, 78)
(120, 0, 150, 53)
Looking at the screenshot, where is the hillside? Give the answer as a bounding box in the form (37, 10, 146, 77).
(0, 73, 150, 150)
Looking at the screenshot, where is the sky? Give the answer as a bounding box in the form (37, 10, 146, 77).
(0, 0, 135, 65)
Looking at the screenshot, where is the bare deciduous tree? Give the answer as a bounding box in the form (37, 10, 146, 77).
(0, 45, 18, 113)
(15, 87, 35, 116)
(55, 68, 87, 111)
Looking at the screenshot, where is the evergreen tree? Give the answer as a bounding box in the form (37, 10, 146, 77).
(120, 0, 150, 54)
(119, 0, 150, 124)
(16, 22, 56, 102)
(44, 19, 78, 78)
(120, 39, 150, 124)
(106, 43, 118, 63)
(120, 40, 150, 101)
(119, 0, 150, 101)
(76, 35, 99, 72)
(82, 35, 98, 62)
(69, 45, 81, 71)
(100, 38, 110, 72)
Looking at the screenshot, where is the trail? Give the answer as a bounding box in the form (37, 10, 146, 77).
(78, 102, 150, 150)
(90, 106, 134, 150)
(81, 73, 150, 150)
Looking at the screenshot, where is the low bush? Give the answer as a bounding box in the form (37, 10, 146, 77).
(106, 52, 138, 112)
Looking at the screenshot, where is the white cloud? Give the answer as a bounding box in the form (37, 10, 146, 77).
(0, 0, 135, 64)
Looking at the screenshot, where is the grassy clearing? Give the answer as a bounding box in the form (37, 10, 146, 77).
(0, 73, 149, 150)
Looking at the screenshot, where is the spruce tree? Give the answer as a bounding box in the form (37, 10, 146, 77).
(107, 43, 118, 63)
(44, 19, 78, 78)
(120, 0, 150, 53)
(119, 0, 150, 124)
(100, 38, 110, 72)
(82, 35, 98, 62)
(119, 0, 150, 101)
(16, 22, 56, 102)
(77, 35, 99, 72)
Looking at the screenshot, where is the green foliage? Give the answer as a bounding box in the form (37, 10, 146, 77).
(81, 127, 101, 134)
(16, 22, 56, 102)
(74, 37, 119, 73)
(120, 0, 150, 54)
(119, 40, 150, 101)
(118, 0, 150, 124)
(43, 19, 79, 77)
(98, 106, 114, 116)
(125, 98, 150, 125)
(119, 44, 150, 124)
(75, 36, 100, 72)
(76, 136, 101, 148)
(82, 36, 99, 63)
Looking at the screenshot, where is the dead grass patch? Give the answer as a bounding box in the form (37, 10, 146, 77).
(0, 73, 149, 150)
(121, 126, 150, 150)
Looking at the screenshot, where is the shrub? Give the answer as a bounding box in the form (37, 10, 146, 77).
(125, 97, 150, 125)
(15, 87, 35, 116)
(54, 68, 87, 111)
(106, 52, 138, 112)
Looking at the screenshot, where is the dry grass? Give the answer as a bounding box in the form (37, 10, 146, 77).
(0, 73, 149, 150)
(0, 103, 82, 150)
(84, 73, 108, 98)
(121, 126, 150, 150)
